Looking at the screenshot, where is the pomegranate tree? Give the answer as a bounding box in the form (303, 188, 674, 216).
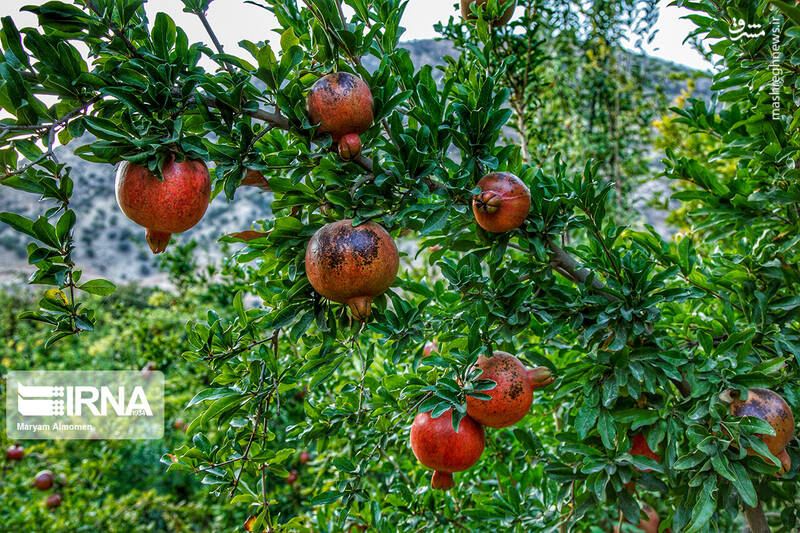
(410, 409, 485, 490)
(472, 172, 531, 233)
(115, 156, 211, 254)
(466, 351, 553, 428)
(305, 219, 399, 321)
(306, 72, 374, 161)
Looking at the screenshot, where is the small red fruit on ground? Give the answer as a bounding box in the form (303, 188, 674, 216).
(33, 470, 54, 490)
(6, 444, 24, 461)
(46, 493, 62, 508)
(115, 156, 211, 254)
(410, 409, 485, 490)
(305, 220, 399, 321)
(466, 351, 552, 428)
(472, 172, 531, 233)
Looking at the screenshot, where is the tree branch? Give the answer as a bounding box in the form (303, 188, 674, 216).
(744, 502, 771, 533)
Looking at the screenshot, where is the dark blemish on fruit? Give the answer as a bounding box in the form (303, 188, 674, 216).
(507, 380, 523, 400)
(317, 225, 380, 272)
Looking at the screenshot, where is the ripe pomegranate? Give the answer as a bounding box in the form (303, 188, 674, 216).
(6, 444, 24, 461)
(465, 351, 553, 428)
(305, 220, 399, 321)
(33, 470, 54, 490)
(472, 172, 531, 233)
(46, 493, 62, 509)
(115, 156, 211, 254)
(613, 503, 660, 533)
(173, 419, 185, 431)
(306, 72, 373, 160)
(286, 469, 299, 485)
(460, 0, 515, 27)
(630, 433, 661, 470)
(299, 450, 311, 465)
(729, 388, 795, 456)
(409, 409, 485, 490)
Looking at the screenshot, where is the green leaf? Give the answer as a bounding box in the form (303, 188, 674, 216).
(685, 478, 716, 533)
(78, 279, 117, 296)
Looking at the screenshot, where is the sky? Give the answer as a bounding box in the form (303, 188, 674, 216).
(0, 0, 712, 71)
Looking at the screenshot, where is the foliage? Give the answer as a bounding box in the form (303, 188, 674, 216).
(0, 0, 798, 531)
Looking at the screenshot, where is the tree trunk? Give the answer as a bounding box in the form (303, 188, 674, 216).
(744, 502, 771, 533)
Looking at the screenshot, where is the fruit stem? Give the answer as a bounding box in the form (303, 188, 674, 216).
(347, 296, 372, 322)
(431, 471, 454, 490)
(145, 229, 171, 254)
(527, 367, 554, 390)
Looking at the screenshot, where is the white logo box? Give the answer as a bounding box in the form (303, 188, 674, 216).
(6, 371, 164, 440)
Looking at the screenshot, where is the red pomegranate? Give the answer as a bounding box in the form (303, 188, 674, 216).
(6, 444, 24, 461)
(299, 450, 311, 465)
(286, 469, 299, 486)
(472, 172, 531, 233)
(33, 470, 54, 490)
(46, 493, 62, 508)
(410, 409, 485, 490)
(423, 341, 438, 357)
(730, 388, 795, 456)
(465, 351, 553, 428)
(305, 220, 399, 321)
(306, 72, 374, 160)
(115, 156, 211, 254)
(460, 0, 515, 27)
(630, 433, 661, 462)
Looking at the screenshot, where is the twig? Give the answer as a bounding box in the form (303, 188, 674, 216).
(1, 95, 102, 181)
(194, 9, 236, 75)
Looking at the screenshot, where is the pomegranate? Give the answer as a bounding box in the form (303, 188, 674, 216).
(306, 72, 373, 160)
(472, 172, 531, 233)
(409, 409, 485, 490)
(305, 220, 399, 321)
(46, 493, 62, 509)
(423, 341, 438, 357)
(630, 433, 661, 470)
(115, 156, 211, 254)
(6, 444, 24, 461)
(299, 450, 311, 465)
(286, 469, 299, 486)
(460, 0, 515, 27)
(730, 388, 795, 456)
(33, 470, 54, 490)
(613, 503, 660, 533)
(465, 351, 553, 428)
